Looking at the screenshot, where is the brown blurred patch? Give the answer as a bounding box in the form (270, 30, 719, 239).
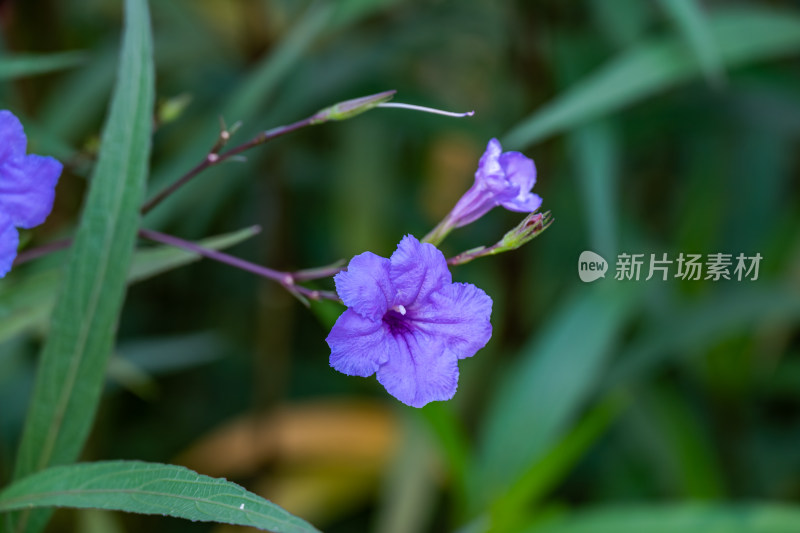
(189, 0, 285, 55)
(176, 399, 399, 527)
(421, 134, 480, 223)
(177, 398, 398, 476)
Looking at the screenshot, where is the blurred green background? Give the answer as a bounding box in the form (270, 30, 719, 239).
(2, 0, 800, 531)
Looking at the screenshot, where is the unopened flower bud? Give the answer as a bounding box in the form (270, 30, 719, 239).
(311, 90, 397, 124)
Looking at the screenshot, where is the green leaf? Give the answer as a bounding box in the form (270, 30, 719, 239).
(8, 0, 154, 530)
(0, 269, 58, 345)
(637, 386, 726, 499)
(523, 504, 800, 533)
(0, 461, 319, 533)
(329, 0, 400, 28)
(39, 48, 118, 143)
(490, 395, 627, 533)
(567, 121, 619, 259)
(0, 226, 260, 345)
(656, 0, 725, 86)
(115, 331, 225, 376)
(109, 331, 227, 399)
(503, 7, 800, 149)
(604, 284, 800, 389)
(588, 0, 652, 50)
(474, 285, 639, 508)
(0, 52, 85, 80)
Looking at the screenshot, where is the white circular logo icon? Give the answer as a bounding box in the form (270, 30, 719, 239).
(578, 251, 608, 282)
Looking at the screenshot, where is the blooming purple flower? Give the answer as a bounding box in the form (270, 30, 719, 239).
(448, 138, 541, 228)
(326, 235, 492, 408)
(0, 110, 62, 277)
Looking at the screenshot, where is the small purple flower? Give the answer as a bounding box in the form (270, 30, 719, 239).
(0, 110, 62, 277)
(449, 138, 541, 228)
(326, 235, 492, 408)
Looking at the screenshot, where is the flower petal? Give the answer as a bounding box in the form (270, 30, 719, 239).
(0, 154, 62, 229)
(445, 138, 540, 229)
(0, 110, 27, 162)
(376, 332, 459, 408)
(499, 151, 536, 193)
(500, 191, 542, 213)
(0, 212, 19, 278)
(475, 139, 520, 205)
(447, 182, 505, 229)
(390, 235, 451, 307)
(326, 309, 391, 377)
(411, 282, 492, 359)
(498, 151, 541, 213)
(475, 138, 503, 181)
(334, 251, 393, 321)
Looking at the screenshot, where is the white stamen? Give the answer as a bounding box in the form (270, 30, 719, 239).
(377, 102, 475, 118)
(392, 304, 407, 315)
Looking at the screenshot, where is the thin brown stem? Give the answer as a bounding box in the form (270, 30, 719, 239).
(140, 90, 402, 216)
(138, 228, 341, 304)
(12, 237, 72, 267)
(140, 116, 316, 215)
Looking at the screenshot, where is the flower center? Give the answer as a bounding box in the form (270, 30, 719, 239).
(383, 305, 412, 335)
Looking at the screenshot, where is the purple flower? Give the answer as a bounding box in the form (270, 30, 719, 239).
(326, 235, 492, 407)
(449, 138, 541, 228)
(0, 110, 62, 277)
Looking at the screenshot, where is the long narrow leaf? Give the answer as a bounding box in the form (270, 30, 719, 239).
(475, 285, 639, 508)
(604, 284, 800, 389)
(567, 121, 619, 259)
(0, 52, 85, 80)
(490, 395, 626, 533)
(9, 0, 154, 530)
(39, 48, 118, 142)
(656, 0, 725, 86)
(503, 7, 800, 149)
(0, 461, 318, 533)
(524, 504, 800, 533)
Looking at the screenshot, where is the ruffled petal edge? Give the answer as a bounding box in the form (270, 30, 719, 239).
(334, 251, 393, 321)
(0, 110, 27, 162)
(412, 282, 492, 359)
(376, 332, 459, 408)
(390, 235, 451, 307)
(0, 212, 19, 278)
(326, 309, 391, 377)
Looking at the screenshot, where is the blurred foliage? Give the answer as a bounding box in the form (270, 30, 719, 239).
(1, 0, 800, 532)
